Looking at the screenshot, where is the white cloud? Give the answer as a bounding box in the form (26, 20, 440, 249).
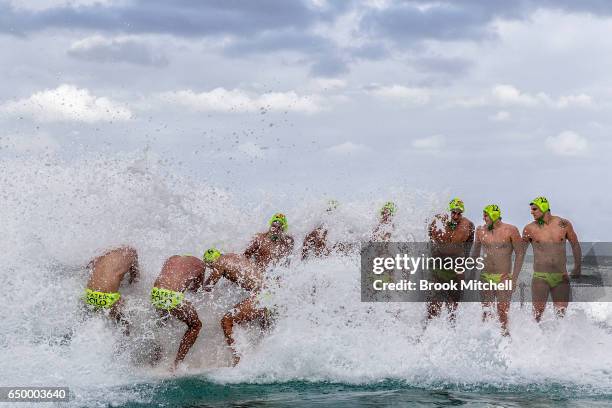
(68, 35, 168, 66)
(489, 110, 510, 121)
(325, 141, 368, 155)
(158, 88, 324, 114)
(492, 84, 593, 109)
(545, 130, 588, 156)
(0, 84, 132, 123)
(412, 135, 445, 152)
(309, 78, 347, 92)
(368, 84, 431, 105)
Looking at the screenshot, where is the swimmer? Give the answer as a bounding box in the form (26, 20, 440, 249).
(372, 201, 396, 242)
(150, 255, 206, 369)
(522, 196, 581, 321)
(83, 246, 139, 335)
(470, 204, 525, 335)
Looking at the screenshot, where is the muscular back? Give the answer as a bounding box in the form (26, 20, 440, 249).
(154, 255, 205, 292)
(215, 254, 263, 291)
(87, 247, 138, 293)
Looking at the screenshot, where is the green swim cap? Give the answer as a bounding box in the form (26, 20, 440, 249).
(380, 201, 396, 216)
(449, 198, 465, 213)
(203, 248, 221, 263)
(530, 196, 550, 213)
(483, 204, 501, 223)
(269, 213, 288, 231)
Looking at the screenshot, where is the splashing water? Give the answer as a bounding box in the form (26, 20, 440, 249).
(1, 151, 611, 407)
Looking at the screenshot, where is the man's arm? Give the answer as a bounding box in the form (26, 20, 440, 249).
(244, 235, 260, 259)
(565, 220, 582, 277)
(202, 266, 223, 291)
(450, 219, 472, 243)
(510, 226, 526, 284)
(428, 215, 450, 243)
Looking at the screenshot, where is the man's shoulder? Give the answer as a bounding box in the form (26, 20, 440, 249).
(552, 215, 572, 228)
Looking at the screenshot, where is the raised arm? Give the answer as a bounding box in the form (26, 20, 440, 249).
(565, 220, 582, 277)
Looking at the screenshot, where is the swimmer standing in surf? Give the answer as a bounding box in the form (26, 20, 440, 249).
(522, 197, 581, 321)
(205, 213, 294, 365)
(150, 255, 206, 370)
(470, 204, 525, 335)
(425, 198, 475, 323)
(83, 246, 139, 335)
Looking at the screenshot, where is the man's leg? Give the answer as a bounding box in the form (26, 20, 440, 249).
(550, 276, 570, 318)
(109, 298, 130, 336)
(480, 289, 495, 322)
(169, 301, 202, 369)
(532, 278, 550, 322)
(221, 297, 266, 366)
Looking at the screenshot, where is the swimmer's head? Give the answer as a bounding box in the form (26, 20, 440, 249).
(529, 196, 550, 224)
(203, 248, 221, 263)
(269, 213, 288, 232)
(449, 198, 464, 223)
(483, 204, 501, 229)
(380, 201, 396, 219)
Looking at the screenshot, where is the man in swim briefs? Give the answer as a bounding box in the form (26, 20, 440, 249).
(426, 198, 475, 322)
(206, 213, 294, 365)
(302, 200, 338, 260)
(84, 246, 139, 335)
(372, 201, 396, 242)
(150, 255, 206, 369)
(470, 204, 525, 335)
(522, 196, 581, 321)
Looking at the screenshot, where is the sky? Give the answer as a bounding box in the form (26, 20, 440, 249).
(0, 0, 611, 238)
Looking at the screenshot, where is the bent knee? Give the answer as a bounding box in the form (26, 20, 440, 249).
(191, 318, 202, 331)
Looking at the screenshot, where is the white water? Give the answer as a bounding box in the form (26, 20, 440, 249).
(1, 151, 611, 407)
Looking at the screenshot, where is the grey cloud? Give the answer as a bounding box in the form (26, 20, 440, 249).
(411, 56, 472, 76)
(359, 0, 612, 46)
(309, 53, 350, 77)
(67, 37, 168, 67)
(0, 0, 323, 37)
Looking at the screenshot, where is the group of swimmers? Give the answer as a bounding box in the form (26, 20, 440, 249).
(82, 195, 581, 368)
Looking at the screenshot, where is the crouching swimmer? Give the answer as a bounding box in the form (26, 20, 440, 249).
(151, 255, 205, 370)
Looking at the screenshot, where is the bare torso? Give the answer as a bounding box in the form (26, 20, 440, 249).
(476, 222, 519, 274)
(215, 254, 263, 291)
(87, 247, 138, 292)
(372, 220, 394, 242)
(245, 232, 294, 270)
(429, 214, 474, 258)
(154, 255, 205, 292)
(523, 216, 572, 273)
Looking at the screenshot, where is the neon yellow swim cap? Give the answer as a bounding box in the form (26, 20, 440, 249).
(269, 213, 288, 231)
(449, 198, 465, 213)
(483, 204, 501, 222)
(530, 196, 550, 213)
(203, 248, 221, 263)
(380, 201, 396, 216)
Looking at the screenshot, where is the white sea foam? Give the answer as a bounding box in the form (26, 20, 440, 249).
(0, 151, 611, 406)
